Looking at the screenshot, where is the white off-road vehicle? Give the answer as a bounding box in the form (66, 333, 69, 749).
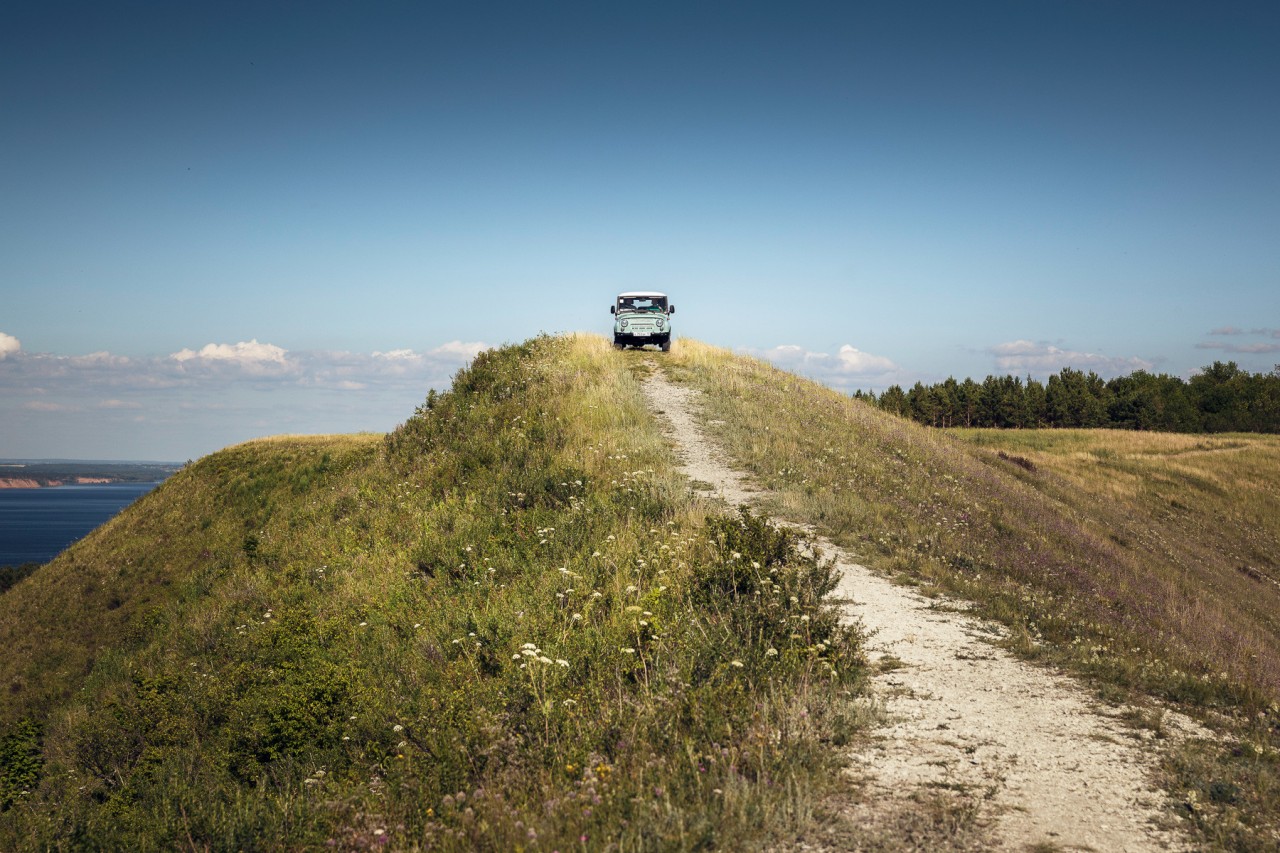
(610, 291, 675, 351)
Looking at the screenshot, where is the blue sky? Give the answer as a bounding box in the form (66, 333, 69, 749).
(2, 0, 1278, 460)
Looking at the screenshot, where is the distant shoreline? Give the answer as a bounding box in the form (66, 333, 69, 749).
(0, 477, 141, 489)
(0, 461, 180, 490)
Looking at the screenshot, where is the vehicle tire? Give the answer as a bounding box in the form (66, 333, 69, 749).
(613, 340, 626, 350)
(660, 340, 671, 352)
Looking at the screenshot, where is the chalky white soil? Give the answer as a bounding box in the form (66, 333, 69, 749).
(643, 369, 1203, 852)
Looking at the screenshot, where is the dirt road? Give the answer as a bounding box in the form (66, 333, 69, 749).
(642, 369, 1201, 851)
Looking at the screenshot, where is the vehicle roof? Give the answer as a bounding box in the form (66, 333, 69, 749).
(616, 291, 668, 298)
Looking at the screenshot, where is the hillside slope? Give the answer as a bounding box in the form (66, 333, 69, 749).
(2, 335, 1277, 849)
(0, 336, 861, 851)
(666, 340, 1280, 849)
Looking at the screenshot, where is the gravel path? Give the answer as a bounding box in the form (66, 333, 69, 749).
(642, 369, 1202, 852)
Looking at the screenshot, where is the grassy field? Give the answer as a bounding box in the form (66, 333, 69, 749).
(0, 335, 864, 851)
(665, 340, 1280, 850)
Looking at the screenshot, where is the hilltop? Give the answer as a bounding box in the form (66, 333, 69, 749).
(1, 335, 1278, 850)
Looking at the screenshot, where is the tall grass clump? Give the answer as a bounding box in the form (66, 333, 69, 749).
(667, 339, 1280, 850)
(0, 334, 862, 851)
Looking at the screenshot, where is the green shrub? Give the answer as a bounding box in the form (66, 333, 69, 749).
(0, 718, 42, 810)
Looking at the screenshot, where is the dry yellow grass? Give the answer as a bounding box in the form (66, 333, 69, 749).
(662, 340, 1280, 848)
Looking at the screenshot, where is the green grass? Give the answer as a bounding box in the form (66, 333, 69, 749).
(8, 334, 1278, 849)
(665, 339, 1280, 851)
(0, 335, 864, 851)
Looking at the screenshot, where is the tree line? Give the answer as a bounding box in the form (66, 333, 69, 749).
(856, 361, 1280, 433)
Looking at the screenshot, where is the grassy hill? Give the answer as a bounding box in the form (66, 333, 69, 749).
(2, 334, 1278, 849)
(666, 340, 1280, 849)
(0, 336, 862, 851)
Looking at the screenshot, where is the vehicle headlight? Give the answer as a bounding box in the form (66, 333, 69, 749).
(656, 318, 665, 329)
(620, 319, 628, 328)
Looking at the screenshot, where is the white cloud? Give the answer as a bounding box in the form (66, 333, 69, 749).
(833, 345, 898, 374)
(2, 338, 489, 405)
(986, 340, 1153, 378)
(746, 343, 903, 390)
(0, 336, 492, 457)
(1197, 327, 1280, 354)
(373, 348, 418, 360)
(430, 340, 488, 358)
(0, 332, 20, 359)
(1196, 341, 1280, 354)
(172, 339, 288, 365)
(71, 351, 132, 368)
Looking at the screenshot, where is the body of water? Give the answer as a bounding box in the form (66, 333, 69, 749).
(0, 483, 160, 566)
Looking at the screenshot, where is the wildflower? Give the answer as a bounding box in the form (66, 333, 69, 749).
(622, 647, 636, 654)
(765, 648, 778, 657)
(556, 659, 569, 668)
(393, 724, 404, 732)
(572, 613, 583, 621)
(731, 660, 744, 668)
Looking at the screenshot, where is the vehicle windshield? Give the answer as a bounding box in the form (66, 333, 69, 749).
(617, 295, 667, 312)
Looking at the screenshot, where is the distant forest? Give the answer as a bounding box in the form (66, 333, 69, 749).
(856, 361, 1280, 433)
